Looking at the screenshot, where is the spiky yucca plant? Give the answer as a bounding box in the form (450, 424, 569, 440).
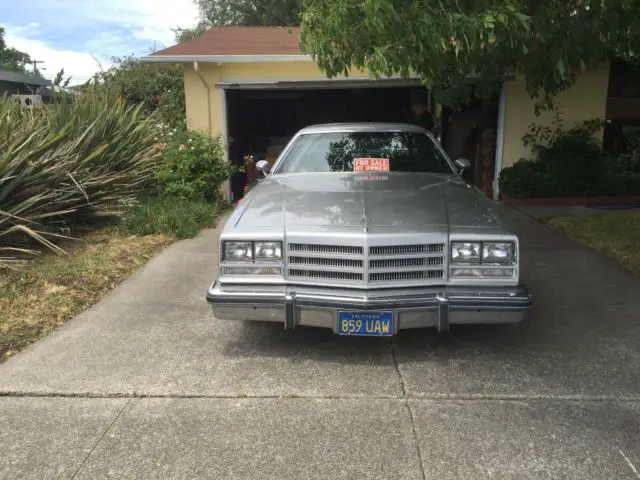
(0, 92, 162, 268)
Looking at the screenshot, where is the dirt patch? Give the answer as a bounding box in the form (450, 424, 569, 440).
(0, 228, 171, 361)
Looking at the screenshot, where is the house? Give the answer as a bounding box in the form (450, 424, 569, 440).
(0, 67, 52, 105)
(143, 27, 637, 201)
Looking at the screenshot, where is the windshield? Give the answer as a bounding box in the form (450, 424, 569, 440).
(273, 131, 456, 175)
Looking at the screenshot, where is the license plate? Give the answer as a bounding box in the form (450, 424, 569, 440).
(338, 311, 393, 336)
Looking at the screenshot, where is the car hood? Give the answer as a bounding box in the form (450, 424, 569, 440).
(230, 172, 502, 231)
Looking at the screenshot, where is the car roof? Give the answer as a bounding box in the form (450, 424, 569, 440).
(296, 122, 428, 134)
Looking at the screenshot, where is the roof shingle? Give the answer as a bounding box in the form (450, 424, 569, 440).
(151, 26, 303, 57)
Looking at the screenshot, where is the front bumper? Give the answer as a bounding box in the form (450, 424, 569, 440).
(205, 282, 533, 333)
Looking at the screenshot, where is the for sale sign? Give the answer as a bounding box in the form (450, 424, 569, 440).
(353, 157, 390, 172)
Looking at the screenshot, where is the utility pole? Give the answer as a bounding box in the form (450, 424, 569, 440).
(30, 60, 45, 96)
(30, 59, 45, 75)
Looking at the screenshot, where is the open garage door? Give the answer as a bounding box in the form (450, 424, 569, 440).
(224, 81, 433, 200)
(223, 80, 500, 201)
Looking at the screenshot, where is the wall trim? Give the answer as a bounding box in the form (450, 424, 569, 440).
(492, 81, 508, 200)
(220, 88, 233, 202)
(215, 77, 424, 89)
(143, 54, 313, 63)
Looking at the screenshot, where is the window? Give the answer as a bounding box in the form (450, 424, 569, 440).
(274, 131, 455, 175)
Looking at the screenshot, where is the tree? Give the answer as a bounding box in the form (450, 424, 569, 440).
(96, 55, 185, 125)
(173, 24, 210, 43)
(300, 0, 640, 108)
(177, 0, 303, 40)
(0, 26, 31, 72)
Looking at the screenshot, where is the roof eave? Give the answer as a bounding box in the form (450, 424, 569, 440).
(142, 54, 313, 63)
(0, 70, 52, 86)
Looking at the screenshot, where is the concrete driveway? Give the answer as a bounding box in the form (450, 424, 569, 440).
(1, 204, 639, 479)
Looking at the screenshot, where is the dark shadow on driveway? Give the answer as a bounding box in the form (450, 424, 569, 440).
(221, 320, 393, 366)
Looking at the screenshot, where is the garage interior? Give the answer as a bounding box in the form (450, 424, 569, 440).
(224, 82, 499, 200)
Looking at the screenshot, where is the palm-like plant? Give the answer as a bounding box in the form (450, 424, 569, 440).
(0, 92, 161, 269)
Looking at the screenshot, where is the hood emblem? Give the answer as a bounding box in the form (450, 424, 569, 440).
(361, 215, 369, 232)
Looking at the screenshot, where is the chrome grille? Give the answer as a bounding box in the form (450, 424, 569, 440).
(370, 257, 443, 269)
(368, 242, 446, 284)
(289, 243, 362, 255)
(287, 243, 365, 285)
(369, 244, 443, 256)
(287, 242, 446, 286)
(289, 256, 363, 268)
(370, 270, 444, 282)
(288, 269, 363, 281)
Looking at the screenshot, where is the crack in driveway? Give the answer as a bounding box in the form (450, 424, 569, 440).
(391, 337, 427, 480)
(70, 398, 131, 479)
(3, 391, 640, 401)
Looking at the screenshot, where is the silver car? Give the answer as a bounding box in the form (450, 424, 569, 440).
(206, 123, 532, 336)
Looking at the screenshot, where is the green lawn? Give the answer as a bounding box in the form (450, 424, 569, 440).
(546, 213, 640, 275)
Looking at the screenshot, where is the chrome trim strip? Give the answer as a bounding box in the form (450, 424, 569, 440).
(206, 282, 533, 310)
(285, 291, 295, 330)
(436, 292, 450, 333)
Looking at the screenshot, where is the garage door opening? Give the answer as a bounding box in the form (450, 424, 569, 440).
(224, 84, 499, 201)
(440, 92, 501, 198)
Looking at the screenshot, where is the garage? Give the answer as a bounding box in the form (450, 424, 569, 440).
(144, 26, 504, 201)
(223, 81, 500, 200)
(222, 79, 437, 199)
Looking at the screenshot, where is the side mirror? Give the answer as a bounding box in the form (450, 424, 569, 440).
(255, 159, 271, 176)
(454, 158, 471, 174)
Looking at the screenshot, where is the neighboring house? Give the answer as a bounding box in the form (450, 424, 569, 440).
(143, 26, 630, 201)
(0, 67, 52, 103)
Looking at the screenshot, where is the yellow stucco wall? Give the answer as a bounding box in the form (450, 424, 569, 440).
(500, 66, 611, 169)
(183, 61, 372, 140)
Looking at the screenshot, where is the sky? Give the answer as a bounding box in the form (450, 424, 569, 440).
(2, 0, 199, 85)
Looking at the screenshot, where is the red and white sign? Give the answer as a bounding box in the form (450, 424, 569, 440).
(353, 157, 390, 173)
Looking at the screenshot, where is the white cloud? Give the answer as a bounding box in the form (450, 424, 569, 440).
(123, 0, 200, 45)
(3, 0, 199, 84)
(64, 0, 200, 47)
(4, 28, 109, 86)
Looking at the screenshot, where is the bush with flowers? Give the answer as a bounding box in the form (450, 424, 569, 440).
(153, 122, 238, 202)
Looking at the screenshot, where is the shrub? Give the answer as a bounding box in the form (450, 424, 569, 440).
(120, 196, 220, 239)
(498, 112, 639, 199)
(497, 159, 545, 199)
(85, 55, 185, 127)
(155, 125, 237, 202)
(0, 92, 162, 268)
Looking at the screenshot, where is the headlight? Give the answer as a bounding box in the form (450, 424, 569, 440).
(482, 242, 514, 262)
(221, 240, 284, 276)
(224, 241, 253, 261)
(449, 240, 517, 279)
(254, 241, 282, 260)
(451, 242, 481, 261)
